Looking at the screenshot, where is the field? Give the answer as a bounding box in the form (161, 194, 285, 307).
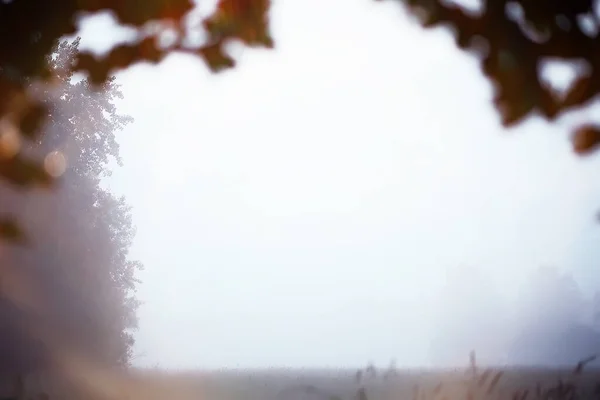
(11, 358, 600, 400)
(181, 367, 600, 400)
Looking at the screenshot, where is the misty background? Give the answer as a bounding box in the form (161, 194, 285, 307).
(73, 0, 600, 370)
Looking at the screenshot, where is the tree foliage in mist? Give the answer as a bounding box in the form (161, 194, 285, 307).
(509, 267, 600, 365)
(0, 39, 141, 374)
(429, 266, 600, 367)
(0, 0, 272, 239)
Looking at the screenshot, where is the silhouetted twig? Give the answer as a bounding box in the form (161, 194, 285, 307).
(573, 355, 597, 375)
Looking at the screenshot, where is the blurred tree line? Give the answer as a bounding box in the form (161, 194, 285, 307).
(430, 266, 600, 367)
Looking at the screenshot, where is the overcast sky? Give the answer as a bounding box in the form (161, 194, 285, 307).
(77, 0, 600, 369)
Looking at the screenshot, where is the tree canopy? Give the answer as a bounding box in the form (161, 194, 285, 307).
(0, 39, 141, 378)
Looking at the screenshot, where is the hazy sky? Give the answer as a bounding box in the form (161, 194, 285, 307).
(76, 0, 600, 369)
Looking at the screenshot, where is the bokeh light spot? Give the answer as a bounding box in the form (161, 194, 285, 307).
(44, 151, 67, 178)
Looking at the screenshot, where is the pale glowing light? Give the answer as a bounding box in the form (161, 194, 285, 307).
(44, 151, 67, 178)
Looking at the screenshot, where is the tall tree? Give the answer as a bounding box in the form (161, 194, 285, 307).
(0, 39, 141, 377)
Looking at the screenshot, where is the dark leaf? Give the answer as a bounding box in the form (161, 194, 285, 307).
(198, 43, 236, 72)
(572, 124, 600, 155)
(0, 218, 26, 243)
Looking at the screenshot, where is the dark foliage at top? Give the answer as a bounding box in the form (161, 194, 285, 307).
(1, 0, 600, 240)
(384, 0, 600, 153)
(0, 0, 272, 204)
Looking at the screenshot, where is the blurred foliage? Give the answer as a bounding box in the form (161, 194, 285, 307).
(0, 218, 26, 244)
(0, 39, 141, 375)
(0, 0, 272, 240)
(383, 0, 600, 154)
(3, 0, 600, 242)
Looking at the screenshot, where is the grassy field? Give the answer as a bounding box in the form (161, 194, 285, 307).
(186, 366, 600, 400)
(11, 356, 600, 400)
